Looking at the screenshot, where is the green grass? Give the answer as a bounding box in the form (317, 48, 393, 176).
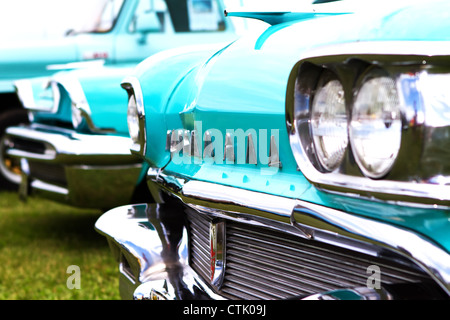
(0, 191, 120, 300)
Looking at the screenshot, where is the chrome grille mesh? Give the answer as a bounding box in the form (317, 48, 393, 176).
(187, 210, 213, 283)
(186, 209, 437, 300)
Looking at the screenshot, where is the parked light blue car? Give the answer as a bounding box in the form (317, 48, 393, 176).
(0, 0, 237, 191)
(95, 0, 450, 300)
(4, 0, 237, 208)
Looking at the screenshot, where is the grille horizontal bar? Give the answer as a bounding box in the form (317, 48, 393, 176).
(186, 209, 440, 300)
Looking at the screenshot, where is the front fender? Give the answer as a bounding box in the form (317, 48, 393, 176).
(133, 44, 228, 168)
(24, 63, 136, 135)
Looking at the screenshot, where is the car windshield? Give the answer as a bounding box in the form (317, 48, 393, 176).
(72, 0, 125, 34)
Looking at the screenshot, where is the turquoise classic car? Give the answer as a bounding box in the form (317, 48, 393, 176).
(95, 0, 450, 300)
(0, 0, 236, 190)
(3, 0, 237, 208)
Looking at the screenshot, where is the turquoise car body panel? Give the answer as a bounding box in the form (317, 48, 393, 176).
(30, 64, 134, 136)
(134, 1, 450, 253)
(5, 0, 238, 204)
(0, 0, 235, 93)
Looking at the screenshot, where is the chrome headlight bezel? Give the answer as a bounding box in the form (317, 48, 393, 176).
(286, 41, 450, 207)
(121, 76, 146, 157)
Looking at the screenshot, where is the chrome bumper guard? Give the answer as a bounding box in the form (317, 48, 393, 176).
(5, 124, 142, 208)
(95, 168, 450, 300)
(95, 203, 223, 300)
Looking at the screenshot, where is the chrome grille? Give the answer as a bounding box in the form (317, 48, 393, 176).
(186, 209, 441, 300)
(187, 210, 213, 283)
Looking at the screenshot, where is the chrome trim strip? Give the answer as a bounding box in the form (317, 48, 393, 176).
(182, 180, 296, 220)
(210, 220, 226, 289)
(121, 76, 146, 156)
(5, 124, 140, 165)
(46, 59, 105, 71)
(297, 41, 450, 62)
(224, 132, 234, 163)
(268, 135, 281, 168)
(246, 133, 257, 165)
(31, 179, 69, 196)
(147, 169, 450, 296)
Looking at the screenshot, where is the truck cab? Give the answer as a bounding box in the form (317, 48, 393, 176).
(0, 0, 236, 189)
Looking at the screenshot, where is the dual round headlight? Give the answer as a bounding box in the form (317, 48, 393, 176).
(311, 74, 348, 172)
(350, 76, 402, 178)
(310, 70, 402, 178)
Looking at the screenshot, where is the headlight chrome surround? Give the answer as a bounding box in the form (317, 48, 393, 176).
(286, 41, 450, 207)
(121, 76, 146, 157)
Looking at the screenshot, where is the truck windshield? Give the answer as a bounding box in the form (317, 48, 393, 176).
(72, 0, 125, 34)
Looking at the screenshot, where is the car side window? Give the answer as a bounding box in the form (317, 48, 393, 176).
(129, 0, 167, 33)
(167, 0, 225, 32)
(187, 0, 225, 31)
(97, 0, 125, 32)
(130, 0, 225, 33)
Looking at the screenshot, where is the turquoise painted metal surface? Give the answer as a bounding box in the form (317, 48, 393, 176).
(5, 0, 238, 200)
(31, 64, 136, 135)
(27, 0, 238, 134)
(134, 0, 450, 252)
(0, 0, 236, 94)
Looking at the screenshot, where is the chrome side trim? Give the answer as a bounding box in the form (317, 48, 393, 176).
(296, 41, 450, 61)
(147, 169, 450, 296)
(210, 220, 226, 289)
(46, 59, 105, 71)
(121, 76, 146, 156)
(25, 178, 69, 203)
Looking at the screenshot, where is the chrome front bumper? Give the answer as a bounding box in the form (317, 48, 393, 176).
(5, 124, 142, 209)
(95, 169, 450, 300)
(95, 203, 223, 300)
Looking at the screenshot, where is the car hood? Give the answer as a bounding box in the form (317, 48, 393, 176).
(257, 0, 450, 52)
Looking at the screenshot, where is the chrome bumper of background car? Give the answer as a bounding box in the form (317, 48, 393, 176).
(5, 124, 142, 208)
(95, 167, 450, 300)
